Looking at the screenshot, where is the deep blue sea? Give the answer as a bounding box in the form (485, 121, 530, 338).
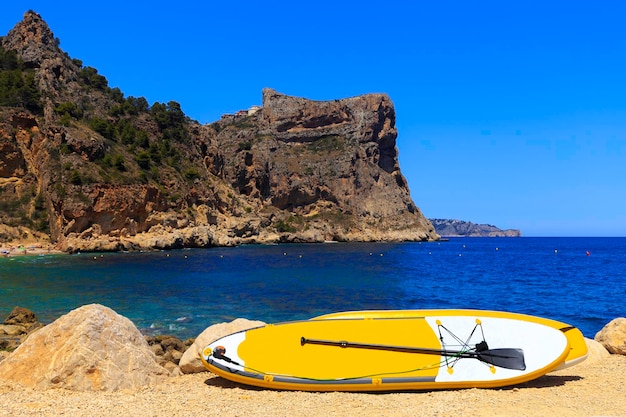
(0, 237, 624, 339)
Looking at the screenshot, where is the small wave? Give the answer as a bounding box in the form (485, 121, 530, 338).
(175, 316, 192, 323)
(168, 323, 186, 331)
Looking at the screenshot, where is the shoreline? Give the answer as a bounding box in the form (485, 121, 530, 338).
(2, 235, 624, 258)
(0, 240, 619, 341)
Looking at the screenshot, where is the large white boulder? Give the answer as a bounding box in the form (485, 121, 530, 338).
(0, 304, 168, 390)
(179, 318, 265, 374)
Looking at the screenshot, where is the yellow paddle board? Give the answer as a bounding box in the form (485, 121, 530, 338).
(200, 311, 571, 391)
(313, 309, 588, 370)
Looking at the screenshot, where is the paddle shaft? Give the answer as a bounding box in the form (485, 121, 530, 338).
(300, 337, 526, 370)
(302, 337, 478, 358)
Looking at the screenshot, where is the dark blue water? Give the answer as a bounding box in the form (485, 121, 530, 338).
(0, 237, 624, 339)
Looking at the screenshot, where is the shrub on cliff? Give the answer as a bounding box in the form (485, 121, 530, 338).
(0, 43, 42, 113)
(78, 66, 108, 90)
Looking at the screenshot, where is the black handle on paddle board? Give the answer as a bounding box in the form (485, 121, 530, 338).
(300, 337, 526, 371)
(212, 346, 240, 365)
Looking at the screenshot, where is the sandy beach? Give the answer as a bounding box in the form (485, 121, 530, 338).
(0, 242, 63, 257)
(0, 352, 624, 417)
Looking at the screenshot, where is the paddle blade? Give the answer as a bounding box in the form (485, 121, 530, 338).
(477, 348, 526, 371)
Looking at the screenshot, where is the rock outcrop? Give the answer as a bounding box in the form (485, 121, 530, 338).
(429, 218, 521, 237)
(0, 11, 438, 251)
(179, 318, 266, 374)
(595, 317, 626, 355)
(0, 304, 168, 390)
(0, 306, 43, 361)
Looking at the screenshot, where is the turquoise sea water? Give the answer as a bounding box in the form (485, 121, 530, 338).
(0, 237, 624, 339)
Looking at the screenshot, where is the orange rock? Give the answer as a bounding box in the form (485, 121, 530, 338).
(595, 317, 626, 355)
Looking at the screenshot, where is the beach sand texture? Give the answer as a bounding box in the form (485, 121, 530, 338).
(0, 352, 624, 417)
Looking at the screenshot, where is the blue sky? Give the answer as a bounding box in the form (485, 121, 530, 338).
(2, 1, 625, 236)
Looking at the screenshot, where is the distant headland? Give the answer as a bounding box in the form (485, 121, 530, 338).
(429, 219, 522, 237)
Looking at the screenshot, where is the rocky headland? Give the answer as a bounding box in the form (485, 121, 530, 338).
(429, 218, 522, 237)
(0, 11, 438, 253)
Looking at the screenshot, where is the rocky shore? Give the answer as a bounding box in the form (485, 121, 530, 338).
(1, 305, 625, 416)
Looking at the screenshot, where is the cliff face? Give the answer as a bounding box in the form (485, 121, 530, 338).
(0, 11, 438, 252)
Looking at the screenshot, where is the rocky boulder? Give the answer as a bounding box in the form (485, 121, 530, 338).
(0, 304, 168, 390)
(584, 337, 611, 364)
(179, 318, 266, 374)
(595, 317, 626, 355)
(0, 306, 43, 353)
(145, 334, 194, 376)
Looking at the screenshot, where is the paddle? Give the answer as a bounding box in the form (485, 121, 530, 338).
(300, 337, 526, 371)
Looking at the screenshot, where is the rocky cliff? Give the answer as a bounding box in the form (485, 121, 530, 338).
(429, 219, 521, 237)
(0, 11, 438, 252)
